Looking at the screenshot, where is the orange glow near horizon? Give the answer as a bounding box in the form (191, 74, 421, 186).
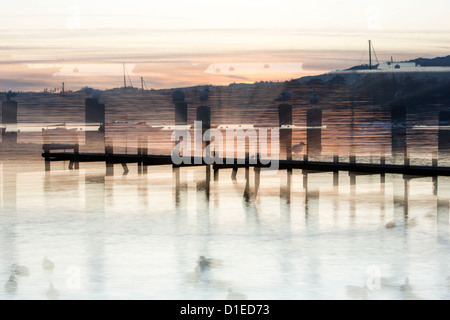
(1, 0, 450, 91)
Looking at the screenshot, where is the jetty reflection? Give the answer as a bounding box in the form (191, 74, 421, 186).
(0, 150, 450, 299)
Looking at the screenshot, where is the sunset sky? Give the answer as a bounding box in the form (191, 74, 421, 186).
(1, 0, 449, 91)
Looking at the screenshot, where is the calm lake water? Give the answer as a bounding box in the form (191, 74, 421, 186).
(1, 87, 450, 300)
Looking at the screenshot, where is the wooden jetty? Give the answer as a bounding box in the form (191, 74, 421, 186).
(42, 151, 450, 177)
(38, 88, 450, 178)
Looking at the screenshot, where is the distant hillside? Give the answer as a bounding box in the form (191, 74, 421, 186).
(409, 55, 450, 67)
(296, 54, 450, 85)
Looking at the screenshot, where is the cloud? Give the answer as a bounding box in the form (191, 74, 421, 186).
(0, 64, 62, 91)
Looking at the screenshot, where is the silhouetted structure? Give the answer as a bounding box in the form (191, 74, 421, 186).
(172, 90, 188, 167)
(1, 100, 18, 144)
(391, 101, 407, 159)
(105, 137, 114, 176)
(278, 102, 293, 161)
(438, 111, 450, 156)
(173, 90, 188, 125)
(85, 98, 106, 153)
(196, 89, 212, 157)
(85, 98, 105, 124)
(307, 108, 322, 157)
(196, 91, 212, 194)
(197, 106, 211, 129)
(137, 137, 148, 174)
(1, 100, 17, 124)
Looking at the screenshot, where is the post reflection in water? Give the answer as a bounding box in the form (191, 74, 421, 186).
(242, 167, 260, 229)
(393, 175, 409, 227)
(437, 177, 450, 243)
(84, 173, 106, 293)
(2, 163, 17, 211)
(174, 167, 185, 210)
(349, 173, 357, 221)
(196, 166, 212, 279)
(304, 171, 320, 232)
(280, 169, 292, 208)
(279, 169, 294, 291)
(302, 171, 322, 297)
(0, 163, 16, 286)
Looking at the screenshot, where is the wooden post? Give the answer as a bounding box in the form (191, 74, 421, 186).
(404, 150, 410, 167)
(137, 138, 142, 174)
(121, 163, 129, 175)
(1, 100, 17, 124)
(173, 89, 188, 166)
(380, 144, 386, 165)
(174, 91, 188, 126)
(1, 100, 18, 145)
(231, 167, 238, 181)
(391, 102, 407, 161)
(197, 104, 211, 184)
(85, 98, 106, 152)
(307, 108, 322, 158)
(197, 89, 212, 196)
(105, 137, 114, 176)
(142, 136, 148, 174)
(438, 111, 450, 160)
(333, 154, 339, 187)
(278, 103, 293, 161)
(137, 138, 147, 174)
(74, 143, 80, 170)
(197, 105, 211, 150)
(85, 98, 105, 125)
(214, 167, 219, 181)
(432, 151, 438, 167)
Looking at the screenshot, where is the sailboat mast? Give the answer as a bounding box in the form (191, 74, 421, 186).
(123, 63, 127, 88)
(369, 40, 372, 70)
